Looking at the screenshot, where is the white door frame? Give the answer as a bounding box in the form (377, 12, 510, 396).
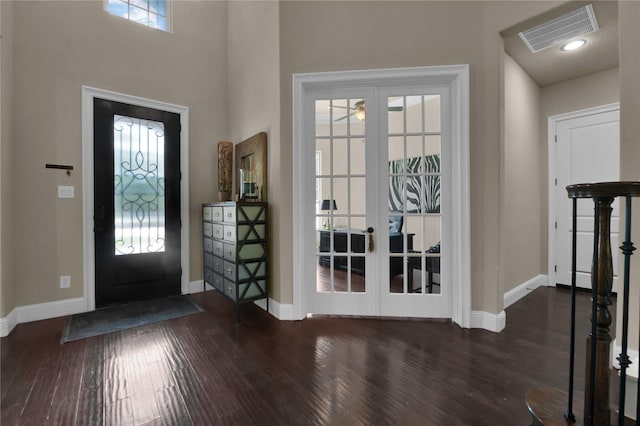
(547, 102, 620, 287)
(292, 65, 471, 327)
(81, 86, 190, 312)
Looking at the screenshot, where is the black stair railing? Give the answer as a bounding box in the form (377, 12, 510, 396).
(566, 181, 640, 425)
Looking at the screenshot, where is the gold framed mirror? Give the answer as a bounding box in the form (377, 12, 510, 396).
(235, 132, 267, 201)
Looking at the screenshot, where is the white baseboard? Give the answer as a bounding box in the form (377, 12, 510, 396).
(471, 310, 506, 332)
(0, 308, 18, 337)
(0, 297, 87, 337)
(0, 285, 293, 337)
(254, 298, 295, 320)
(504, 274, 547, 309)
(185, 279, 213, 294)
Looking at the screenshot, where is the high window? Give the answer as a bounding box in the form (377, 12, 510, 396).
(105, 0, 171, 32)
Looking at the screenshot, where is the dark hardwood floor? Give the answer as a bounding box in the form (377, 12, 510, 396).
(0, 287, 619, 425)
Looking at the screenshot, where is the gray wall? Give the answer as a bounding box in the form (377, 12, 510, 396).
(226, 1, 281, 299)
(1, 1, 14, 317)
(502, 54, 542, 295)
(4, 1, 227, 310)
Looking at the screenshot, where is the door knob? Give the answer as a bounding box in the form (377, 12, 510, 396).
(367, 227, 374, 251)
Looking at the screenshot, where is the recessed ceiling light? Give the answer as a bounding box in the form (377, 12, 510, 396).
(561, 39, 587, 51)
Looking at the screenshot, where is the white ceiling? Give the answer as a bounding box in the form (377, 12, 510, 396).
(502, 1, 618, 88)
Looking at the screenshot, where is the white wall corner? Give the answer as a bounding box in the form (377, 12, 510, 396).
(186, 280, 213, 294)
(504, 274, 548, 309)
(471, 310, 506, 332)
(254, 298, 296, 320)
(0, 308, 18, 337)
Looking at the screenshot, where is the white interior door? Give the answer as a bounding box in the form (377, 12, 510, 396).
(378, 88, 452, 318)
(307, 86, 452, 319)
(311, 89, 378, 316)
(555, 107, 620, 290)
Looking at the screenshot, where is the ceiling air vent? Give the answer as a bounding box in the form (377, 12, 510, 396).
(518, 4, 599, 53)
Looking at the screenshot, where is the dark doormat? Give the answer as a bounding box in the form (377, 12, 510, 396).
(61, 295, 203, 343)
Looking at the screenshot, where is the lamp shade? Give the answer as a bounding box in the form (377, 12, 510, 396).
(320, 199, 337, 211)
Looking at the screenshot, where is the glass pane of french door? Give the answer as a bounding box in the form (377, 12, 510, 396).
(314, 98, 368, 295)
(387, 95, 442, 295)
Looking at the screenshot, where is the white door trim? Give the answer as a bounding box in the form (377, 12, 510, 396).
(547, 102, 620, 287)
(81, 86, 190, 312)
(292, 65, 471, 327)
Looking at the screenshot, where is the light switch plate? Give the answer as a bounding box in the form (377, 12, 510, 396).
(58, 186, 74, 198)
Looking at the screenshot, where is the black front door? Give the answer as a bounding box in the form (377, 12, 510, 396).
(94, 98, 181, 307)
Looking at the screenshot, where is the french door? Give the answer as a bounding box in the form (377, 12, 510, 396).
(305, 84, 452, 319)
(93, 98, 182, 307)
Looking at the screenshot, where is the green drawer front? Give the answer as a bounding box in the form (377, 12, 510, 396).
(213, 273, 224, 292)
(213, 257, 224, 274)
(223, 206, 236, 223)
(224, 261, 236, 281)
(213, 240, 224, 257)
(203, 206, 213, 221)
(223, 243, 236, 260)
(212, 206, 223, 221)
(224, 279, 236, 300)
(212, 224, 224, 240)
(204, 268, 214, 287)
(204, 253, 214, 269)
(223, 225, 236, 242)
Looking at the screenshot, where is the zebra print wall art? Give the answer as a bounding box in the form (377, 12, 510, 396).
(389, 155, 440, 214)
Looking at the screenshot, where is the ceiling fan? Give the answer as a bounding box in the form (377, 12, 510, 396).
(333, 100, 403, 121)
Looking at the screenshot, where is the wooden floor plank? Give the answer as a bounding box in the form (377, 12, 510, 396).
(0, 287, 628, 425)
(74, 334, 105, 426)
(45, 340, 86, 425)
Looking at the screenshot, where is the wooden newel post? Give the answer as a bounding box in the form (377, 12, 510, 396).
(585, 196, 614, 425)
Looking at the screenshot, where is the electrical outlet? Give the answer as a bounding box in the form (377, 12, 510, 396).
(60, 275, 71, 289)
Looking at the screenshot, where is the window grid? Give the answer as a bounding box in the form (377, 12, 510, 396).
(315, 98, 366, 294)
(388, 95, 442, 295)
(106, 0, 171, 32)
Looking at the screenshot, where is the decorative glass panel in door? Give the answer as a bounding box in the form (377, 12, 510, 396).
(114, 114, 166, 255)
